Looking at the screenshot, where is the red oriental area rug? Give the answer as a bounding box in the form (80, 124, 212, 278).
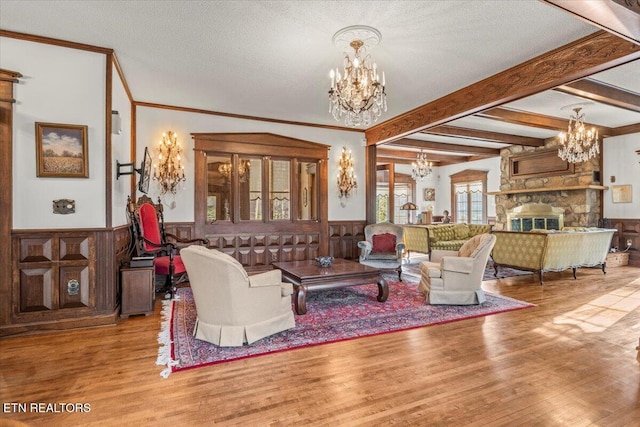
(157, 279, 534, 377)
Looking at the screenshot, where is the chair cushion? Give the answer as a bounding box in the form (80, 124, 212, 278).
(154, 255, 186, 275)
(372, 233, 396, 253)
(454, 224, 470, 240)
(139, 203, 162, 252)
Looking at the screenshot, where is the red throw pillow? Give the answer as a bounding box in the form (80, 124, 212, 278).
(372, 233, 397, 253)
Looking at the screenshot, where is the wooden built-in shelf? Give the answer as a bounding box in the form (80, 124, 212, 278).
(487, 185, 609, 196)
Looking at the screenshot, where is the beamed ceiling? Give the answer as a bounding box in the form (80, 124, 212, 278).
(1, 0, 638, 166)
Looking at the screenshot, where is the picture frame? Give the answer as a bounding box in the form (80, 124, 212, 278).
(612, 184, 632, 203)
(423, 187, 435, 201)
(35, 122, 89, 178)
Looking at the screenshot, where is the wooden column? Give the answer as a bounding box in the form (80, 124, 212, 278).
(0, 69, 21, 328)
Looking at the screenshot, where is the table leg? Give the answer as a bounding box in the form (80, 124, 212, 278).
(294, 285, 308, 315)
(377, 277, 389, 302)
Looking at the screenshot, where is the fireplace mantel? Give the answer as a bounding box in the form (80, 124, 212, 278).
(487, 184, 608, 196)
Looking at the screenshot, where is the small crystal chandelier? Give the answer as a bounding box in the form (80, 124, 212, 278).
(153, 131, 186, 195)
(328, 25, 387, 127)
(337, 147, 357, 198)
(411, 150, 432, 181)
(557, 106, 599, 163)
(218, 160, 250, 183)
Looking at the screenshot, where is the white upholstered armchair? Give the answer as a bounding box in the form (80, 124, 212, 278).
(180, 245, 295, 347)
(357, 222, 405, 280)
(418, 233, 496, 305)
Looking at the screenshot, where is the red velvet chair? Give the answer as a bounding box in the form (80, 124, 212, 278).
(128, 195, 208, 298)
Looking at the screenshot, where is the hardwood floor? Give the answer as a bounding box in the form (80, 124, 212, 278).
(1, 266, 639, 426)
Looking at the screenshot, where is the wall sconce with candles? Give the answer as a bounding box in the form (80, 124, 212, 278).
(337, 146, 357, 198)
(153, 131, 186, 195)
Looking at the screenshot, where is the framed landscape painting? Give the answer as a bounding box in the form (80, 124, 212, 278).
(35, 122, 89, 178)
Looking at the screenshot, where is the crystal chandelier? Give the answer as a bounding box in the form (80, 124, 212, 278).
(153, 131, 186, 195)
(337, 147, 357, 198)
(328, 26, 387, 127)
(411, 150, 432, 181)
(557, 106, 599, 163)
(218, 160, 250, 183)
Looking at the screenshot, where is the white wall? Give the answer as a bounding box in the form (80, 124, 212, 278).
(136, 107, 367, 222)
(2, 37, 107, 229)
(603, 133, 640, 219)
(111, 64, 132, 227)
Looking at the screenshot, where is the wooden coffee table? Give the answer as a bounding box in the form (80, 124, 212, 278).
(272, 258, 388, 315)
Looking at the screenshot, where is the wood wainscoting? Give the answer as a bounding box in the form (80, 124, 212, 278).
(328, 220, 366, 260)
(169, 220, 366, 267)
(1, 218, 408, 337)
(165, 220, 367, 264)
(2, 225, 129, 337)
(608, 218, 640, 267)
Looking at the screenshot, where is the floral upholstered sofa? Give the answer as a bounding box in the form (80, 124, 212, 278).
(491, 228, 616, 284)
(403, 223, 493, 260)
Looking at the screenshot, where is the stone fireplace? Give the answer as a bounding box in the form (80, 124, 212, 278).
(492, 141, 605, 231)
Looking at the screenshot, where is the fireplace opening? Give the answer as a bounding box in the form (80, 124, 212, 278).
(507, 203, 564, 232)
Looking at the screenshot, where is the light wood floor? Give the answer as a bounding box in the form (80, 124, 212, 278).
(1, 266, 639, 426)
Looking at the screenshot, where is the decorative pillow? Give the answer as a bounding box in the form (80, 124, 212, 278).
(372, 233, 397, 253)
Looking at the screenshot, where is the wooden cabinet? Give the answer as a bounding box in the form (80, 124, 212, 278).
(5, 228, 126, 337)
(193, 133, 331, 270)
(120, 267, 154, 318)
(12, 232, 95, 316)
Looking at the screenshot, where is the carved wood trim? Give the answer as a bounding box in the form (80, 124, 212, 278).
(365, 31, 640, 145)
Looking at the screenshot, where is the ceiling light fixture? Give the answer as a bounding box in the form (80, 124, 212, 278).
(411, 150, 432, 181)
(328, 25, 387, 127)
(557, 105, 599, 163)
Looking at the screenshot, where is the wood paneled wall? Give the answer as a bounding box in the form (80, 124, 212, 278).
(328, 220, 366, 260)
(2, 226, 129, 337)
(608, 218, 640, 267)
(166, 220, 367, 267)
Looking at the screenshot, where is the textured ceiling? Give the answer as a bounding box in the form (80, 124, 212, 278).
(1, 0, 638, 157)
